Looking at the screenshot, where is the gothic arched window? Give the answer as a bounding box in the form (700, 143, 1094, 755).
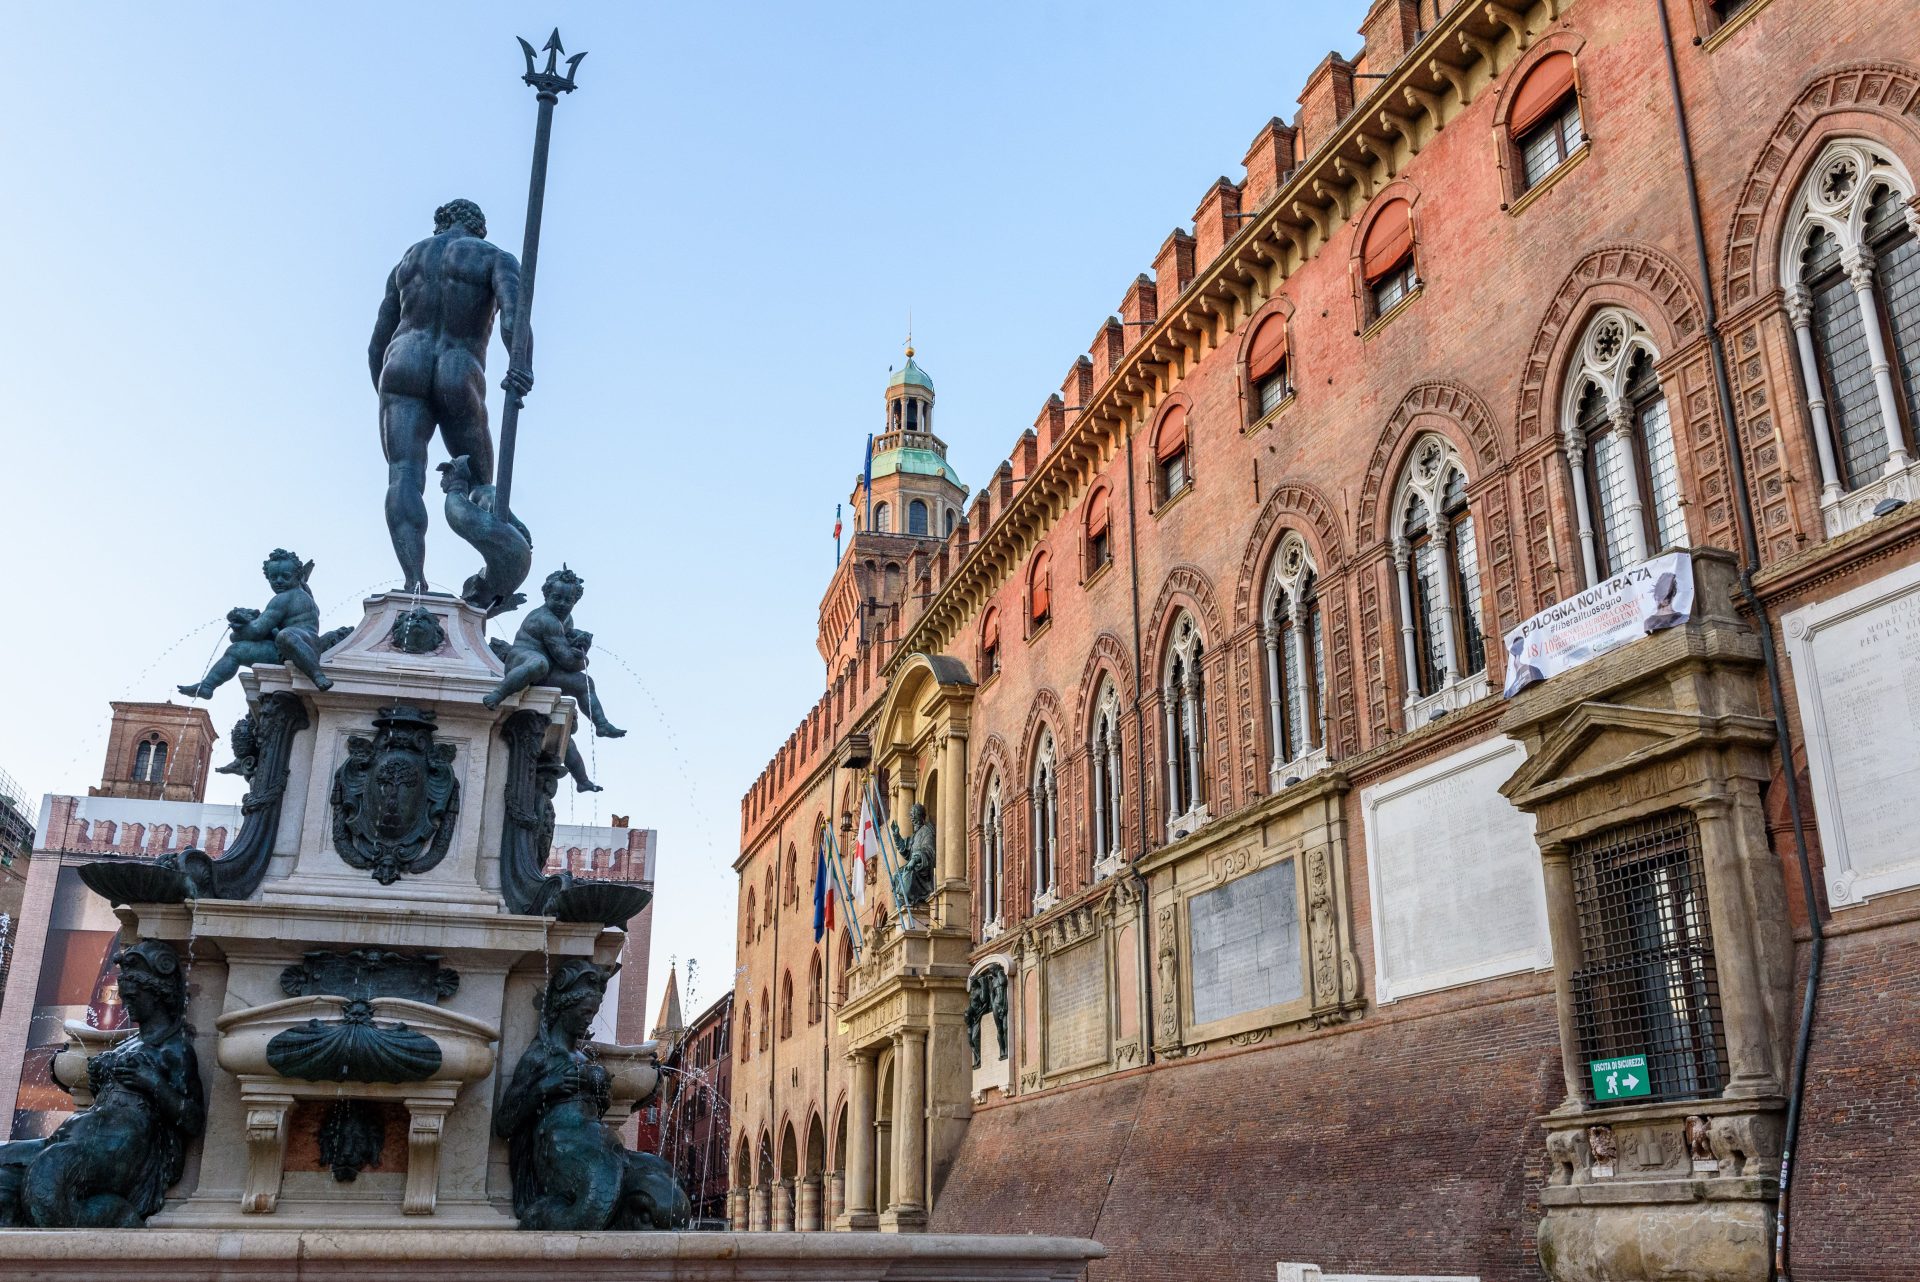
(1781, 140, 1920, 519)
(1030, 731, 1059, 912)
(1090, 679, 1124, 873)
(1393, 437, 1487, 712)
(980, 775, 1005, 933)
(1263, 534, 1326, 785)
(1562, 309, 1687, 581)
(1162, 613, 1208, 835)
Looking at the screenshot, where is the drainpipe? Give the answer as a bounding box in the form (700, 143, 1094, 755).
(1121, 423, 1157, 1065)
(1653, 6, 1824, 1277)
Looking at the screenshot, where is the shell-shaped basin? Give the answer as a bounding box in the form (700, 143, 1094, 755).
(217, 994, 499, 1086)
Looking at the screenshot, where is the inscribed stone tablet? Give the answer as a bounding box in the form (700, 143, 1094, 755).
(1361, 737, 1549, 1001)
(1186, 859, 1302, 1026)
(1786, 560, 1920, 905)
(1045, 939, 1106, 1070)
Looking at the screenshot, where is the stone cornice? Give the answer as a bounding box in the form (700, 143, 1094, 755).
(890, 0, 1556, 672)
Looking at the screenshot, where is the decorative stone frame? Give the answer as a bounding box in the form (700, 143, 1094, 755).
(1499, 551, 1795, 1282)
(1139, 771, 1361, 1060)
(1006, 874, 1149, 1095)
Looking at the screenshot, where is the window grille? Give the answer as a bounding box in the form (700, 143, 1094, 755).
(1257, 370, 1290, 415)
(1569, 811, 1727, 1104)
(1519, 97, 1585, 190)
(1371, 260, 1417, 318)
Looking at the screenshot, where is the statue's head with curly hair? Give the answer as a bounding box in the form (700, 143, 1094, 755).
(433, 199, 488, 239)
(115, 938, 188, 1025)
(538, 959, 617, 1044)
(541, 565, 585, 610)
(261, 548, 309, 592)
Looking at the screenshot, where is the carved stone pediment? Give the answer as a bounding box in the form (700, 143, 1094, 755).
(1500, 700, 1770, 818)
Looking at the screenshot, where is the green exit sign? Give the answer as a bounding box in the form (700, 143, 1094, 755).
(1589, 1054, 1652, 1101)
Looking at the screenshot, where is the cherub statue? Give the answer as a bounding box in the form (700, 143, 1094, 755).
(495, 960, 690, 1231)
(0, 940, 205, 1226)
(179, 549, 338, 698)
(485, 567, 624, 792)
(888, 803, 937, 909)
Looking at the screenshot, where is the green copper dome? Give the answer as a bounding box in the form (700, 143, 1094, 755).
(887, 353, 934, 393)
(871, 445, 965, 489)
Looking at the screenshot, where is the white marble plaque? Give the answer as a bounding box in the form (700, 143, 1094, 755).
(1785, 559, 1920, 906)
(1045, 939, 1106, 1071)
(1361, 737, 1550, 1002)
(1187, 859, 1302, 1026)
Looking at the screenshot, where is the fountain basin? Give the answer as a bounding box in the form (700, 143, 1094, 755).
(216, 995, 499, 1085)
(590, 1039, 660, 1128)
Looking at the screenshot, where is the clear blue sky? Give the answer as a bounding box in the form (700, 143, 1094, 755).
(0, 4, 1355, 1025)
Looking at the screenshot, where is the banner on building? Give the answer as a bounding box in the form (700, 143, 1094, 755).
(1502, 551, 1694, 698)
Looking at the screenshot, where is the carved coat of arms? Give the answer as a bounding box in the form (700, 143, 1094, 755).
(330, 705, 459, 884)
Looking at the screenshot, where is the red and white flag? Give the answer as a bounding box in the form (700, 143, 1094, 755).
(852, 788, 877, 903)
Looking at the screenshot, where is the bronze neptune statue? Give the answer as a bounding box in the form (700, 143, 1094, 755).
(0, 940, 205, 1227)
(370, 199, 534, 612)
(495, 960, 689, 1230)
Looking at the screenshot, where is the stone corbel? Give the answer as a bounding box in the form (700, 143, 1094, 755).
(1378, 108, 1421, 158)
(1458, 29, 1500, 75)
(1403, 84, 1446, 134)
(1484, 1, 1531, 47)
(404, 1101, 451, 1215)
(241, 1093, 294, 1214)
(1429, 58, 1473, 107)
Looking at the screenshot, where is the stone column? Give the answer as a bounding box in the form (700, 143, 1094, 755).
(1563, 432, 1602, 585)
(797, 1174, 822, 1231)
(1181, 679, 1204, 806)
(843, 1050, 879, 1230)
(1693, 797, 1781, 1096)
(728, 1186, 747, 1231)
(1842, 247, 1913, 473)
(1426, 513, 1461, 687)
(1538, 842, 1588, 1109)
(771, 1178, 794, 1232)
(1393, 541, 1420, 702)
(1286, 609, 1314, 753)
(1263, 621, 1286, 786)
(1607, 400, 1650, 564)
(828, 1170, 846, 1226)
(895, 1028, 929, 1226)
(748, 1182, 768, 1232)
(1785, 285, 1845, 504)
(1162, 689, 1181, 819)
(938, 728, 968, 887)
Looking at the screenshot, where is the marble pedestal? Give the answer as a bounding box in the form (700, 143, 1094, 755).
(61, 592, 653, 1230)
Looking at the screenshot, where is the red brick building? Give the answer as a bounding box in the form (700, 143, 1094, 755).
(651, 981, 736, 1227)
(731, 2, 1920, 1278)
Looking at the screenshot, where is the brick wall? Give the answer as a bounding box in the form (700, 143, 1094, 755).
(935, 992, 1563, 1281)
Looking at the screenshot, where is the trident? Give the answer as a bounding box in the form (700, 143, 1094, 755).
(495, 29, 586, 522)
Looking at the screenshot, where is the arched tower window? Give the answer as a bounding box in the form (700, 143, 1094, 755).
(908, 500, 929, 536)
(1781, 140, 1920, 518)
(758, 988, 770, 1052)
(1263, 534, 1326, 785)
(1162, 614, 1208, 836)
(1090, 679, 1124, 874)
(1393, 437, 1487, 711)
(874, 501, 893, 534)
(132, 734, 169, 784)
(1246, 312, 1291, 418)
(1562, 309, 1687, 582)
(1030, 731, 1059, 912)
(779, 971, 793, 1040)
(1510, 51, 1584, 192)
